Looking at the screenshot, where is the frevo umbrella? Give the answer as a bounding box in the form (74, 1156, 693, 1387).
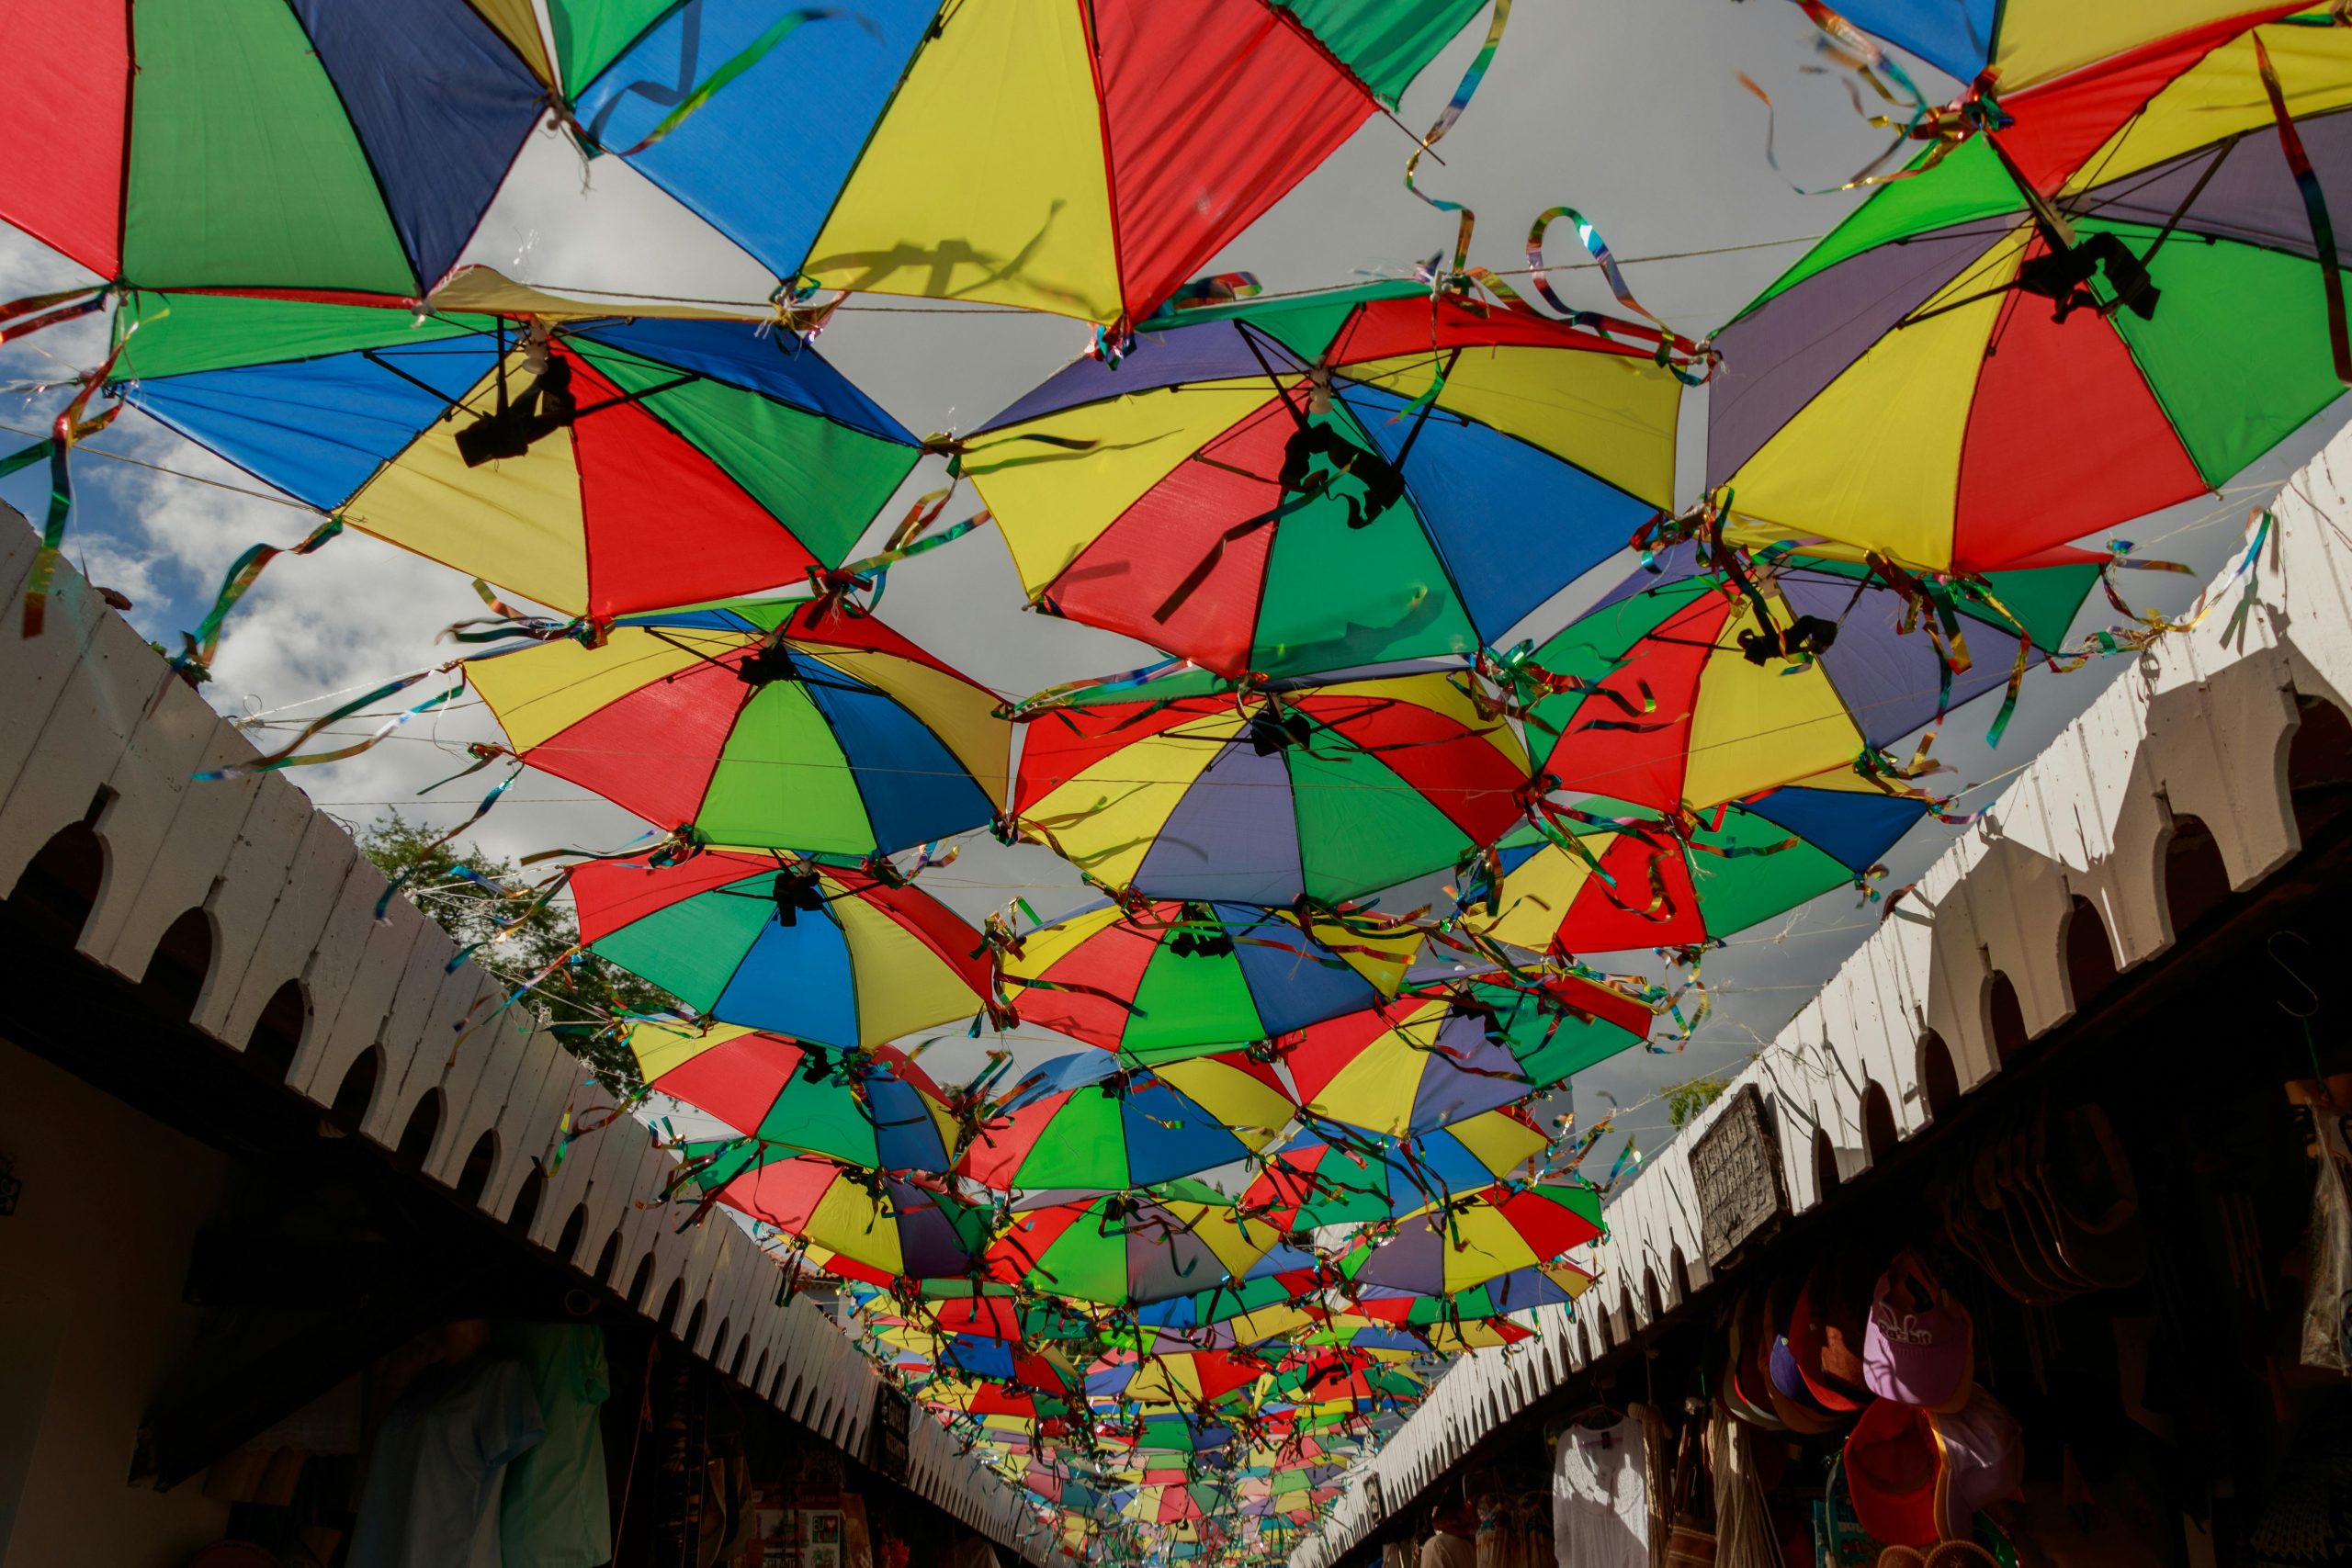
(111, 294, 919, 619)
(1518, 545, 2099, 811)
(1013, 670, 1530, 904)
(1464, 774, 1933, 954)
(469, 596, 1007, 859)
(1337, 1177, 1606, 1297)
(555, 3, 1487, 326)
(961, 1051, 1298, 1192)
(678, 1150, 987, 1280)
(627, 1019, 957, 1170)
(572, 849, 991, 1050)
(985, 1180, 1295, 1307)
(1709, 18, 2352, 574)
(1274, 971, 1655, 1137)
(967, 281, 1687, 678)
(1001, 897, 1421, 1066)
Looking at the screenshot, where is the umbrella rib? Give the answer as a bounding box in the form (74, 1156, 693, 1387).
(361, 348, 476, 412)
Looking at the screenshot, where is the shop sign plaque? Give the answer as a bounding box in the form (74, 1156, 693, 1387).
(1690, 1084, 1787, 1266)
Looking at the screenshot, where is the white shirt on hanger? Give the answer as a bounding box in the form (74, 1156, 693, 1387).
(1553, 1416, 1649, 1568)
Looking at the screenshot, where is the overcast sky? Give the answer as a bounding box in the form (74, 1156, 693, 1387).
(1, 0, 2339, 1145)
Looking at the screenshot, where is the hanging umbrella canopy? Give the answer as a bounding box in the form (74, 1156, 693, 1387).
(469, 596, 1007, 858)
(1812, 1, 2301, 92)
(918, 1335, 1082, 1395)
(922, 1294, 1101, 1345)
(1274, 971, 1653, 1137)
(1464, 774, 1932, 953)
(1268, 1352, 1425, 1405)
(5, 0, 549, 293)
(1710, 18, 2352, 574)
(628, 1019, 958, 1169)
(551, 3, 1487, 326)
(1520, 545, 2100, 812)
(1337, 1177, 1606, 1296)
(680, 1148, 989, 1279)
(1085, 1348, 1272, 1411)
(1001, 897, 1422, 1065)
(984, 1180, 1292, 1306)
(1344, 1261, 1595, 1322)
(967, 281, 1686, 678)
(1300, 1316, 1532, 1356)
(1241, 1109, 1551, 1231)
(961, 1050, 1299, 1192)
(1134, 1271, 1332, 1340)
(109, 294, 920, 619)
(572, 849, 991, 1050)
(1013, 671, 1530, 904)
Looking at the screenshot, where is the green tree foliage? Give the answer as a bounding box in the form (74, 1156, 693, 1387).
(356, 811, 669, 1093)
(1663, 1074, 1730, 1131)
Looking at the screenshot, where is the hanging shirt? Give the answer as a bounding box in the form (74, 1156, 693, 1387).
(1553, 1417, 1649, 1568)
(498, 1323, 616, 1568)
(349, 1354, 547, 1568)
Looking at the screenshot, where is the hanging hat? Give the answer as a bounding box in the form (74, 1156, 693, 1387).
(1724, 1288, 1786, 1432)
(1929, 1387, 2024, 1541)
(1791, 1250, 1878, 1412)
(1843, 1399, 1939, 1547)
(1863, 1253, 1973, 1411)
(1768, 1334, 1843, 1436)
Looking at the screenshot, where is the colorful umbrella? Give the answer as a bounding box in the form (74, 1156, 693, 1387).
(681, 1149, 987, 1279)
(1344, 1262, 1595, 1322)
(1273, 971, 1653, 1136)
(1241, 1109, 1551, 1230)
(554, 4, 1486, 326)
(962, 1051, 1297, 1192)
(1001, 897, 1421, 1064)
(627, 1019, 957, 1170)
(922, 1295, 1100, 1345)
(985, 1180, 1292, 1306)
(1337, 1177, 1606, 1296)
(469, 596, 1006, 857)
(1463, 775, 1933, 953)
(6, 0, 548, 293)
(1811, 1, 2299, 92)
(1013, 671, 1530, 903)
(1518, 546, 2099, 811)
(1134, 1272, 1333, 1338)
(1710, 18, 2352, 574)
(1300, 1316, 1532, 1356)
(572, 850, 990, 1049)
(111, 293, 919, 618)
(1268, 1353, 1424, 1406)
(917, 1336, 1082, 1396)
(1086, 1349, 1272, 1411)
(967, 282, 1686, 677)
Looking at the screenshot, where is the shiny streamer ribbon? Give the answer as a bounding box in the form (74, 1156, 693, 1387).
(374, 761, 525, 921)
(1524, 208, 1718, 383)
(2255, 32, 2352, 386)
(611, 8, 863, 155)
(197, 666, 465, 780)
(17, 346, 129, 637)
(2061, 510, 2276, 668)
(817, 508, 992, 615)
(998, 657, 1193, 721)
(1403, 0, 1511, 284)
(168, 515, 346, 683)
(0, 285, 109, 348)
